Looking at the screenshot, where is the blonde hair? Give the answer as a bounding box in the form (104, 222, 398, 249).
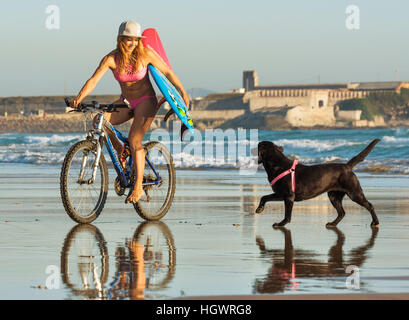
(115, 36, 145, 74)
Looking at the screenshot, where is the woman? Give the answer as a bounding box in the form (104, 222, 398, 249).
(70, 21, 189, 204)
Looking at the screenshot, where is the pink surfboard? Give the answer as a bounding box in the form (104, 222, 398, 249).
(142, 28, 172, 70)
(142, 28, 194, 137)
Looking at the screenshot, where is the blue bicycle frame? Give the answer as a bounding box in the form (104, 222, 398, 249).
(102, 121, 162, 189)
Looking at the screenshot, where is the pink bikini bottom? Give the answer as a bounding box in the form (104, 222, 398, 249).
(121, 95, 157, 111)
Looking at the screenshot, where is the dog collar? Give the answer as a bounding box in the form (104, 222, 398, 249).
(270, 159, 298, 193)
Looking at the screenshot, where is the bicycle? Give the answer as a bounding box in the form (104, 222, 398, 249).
(60, 98, 176, 223)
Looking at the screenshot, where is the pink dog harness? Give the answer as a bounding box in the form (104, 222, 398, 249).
(270, 159, 298, 193)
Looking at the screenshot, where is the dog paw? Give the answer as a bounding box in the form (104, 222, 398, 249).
(255, 206, 264, 214)
(370, 222, 380, 228)
(255, 237, 265, 250)
(273, 222, 286, 228)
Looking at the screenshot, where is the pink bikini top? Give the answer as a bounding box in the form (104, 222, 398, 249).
(113, 57, 147, 83)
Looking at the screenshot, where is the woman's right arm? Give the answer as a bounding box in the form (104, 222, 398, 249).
(70, 55, 114, 108)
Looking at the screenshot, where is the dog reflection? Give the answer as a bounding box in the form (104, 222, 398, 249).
(254, 228, 378, 294)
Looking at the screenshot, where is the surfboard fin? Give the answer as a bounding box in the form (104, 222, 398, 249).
(180, 123, 189, 141)
(164, 108, 175, 122)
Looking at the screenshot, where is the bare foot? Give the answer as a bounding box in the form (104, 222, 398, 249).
(125, 188, 146, 204)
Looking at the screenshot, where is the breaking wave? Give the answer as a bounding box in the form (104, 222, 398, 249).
(0, 128, 408, 174)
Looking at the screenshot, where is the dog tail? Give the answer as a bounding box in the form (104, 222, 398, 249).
(347, 139, 380, 167)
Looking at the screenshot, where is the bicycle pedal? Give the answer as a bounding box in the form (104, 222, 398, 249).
(114, 177, 126, 196)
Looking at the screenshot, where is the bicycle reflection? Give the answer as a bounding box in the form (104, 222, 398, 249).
(108, 221, 176, 299)
(253, 227, 378, 294)
(60, 221, 176, 300)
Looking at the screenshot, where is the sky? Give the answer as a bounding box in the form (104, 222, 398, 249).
(1, 0, 409, 97)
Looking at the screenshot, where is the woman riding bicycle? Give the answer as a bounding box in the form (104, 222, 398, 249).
(70, 21, 189, 204)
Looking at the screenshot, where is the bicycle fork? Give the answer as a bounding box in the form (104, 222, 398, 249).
(78, 114, 104, 185)
(90, 138, 103, 183)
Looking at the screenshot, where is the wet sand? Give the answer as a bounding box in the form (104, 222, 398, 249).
(1, 163, 409, 299)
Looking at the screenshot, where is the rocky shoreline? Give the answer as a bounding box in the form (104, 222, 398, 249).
(0, 113, 131, 134)
(1, 113, 408, 134)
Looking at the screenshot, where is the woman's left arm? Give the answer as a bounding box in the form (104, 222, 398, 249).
(144, 47, 190, 108)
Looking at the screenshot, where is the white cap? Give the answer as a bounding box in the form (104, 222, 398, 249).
(118, 21, 145, 38)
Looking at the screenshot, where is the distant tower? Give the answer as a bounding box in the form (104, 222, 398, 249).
(394, 68, 399, 81)
(243, 70, 258, 91)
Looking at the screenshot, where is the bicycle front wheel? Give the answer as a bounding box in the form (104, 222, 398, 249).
(60, 224, 109, 299)
(60, 140, 108, 224)
(133, 141, 176, 221)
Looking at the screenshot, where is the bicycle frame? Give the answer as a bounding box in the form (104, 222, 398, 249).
(62, 98, 175, 224)
(89, 112, 162, 189)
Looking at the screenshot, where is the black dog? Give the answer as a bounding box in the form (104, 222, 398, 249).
(256, 139, 380, 228)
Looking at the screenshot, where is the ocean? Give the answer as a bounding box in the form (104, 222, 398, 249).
(0, 127, 408, 174)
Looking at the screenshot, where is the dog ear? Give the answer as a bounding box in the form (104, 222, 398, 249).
(278, 146, 284, 153)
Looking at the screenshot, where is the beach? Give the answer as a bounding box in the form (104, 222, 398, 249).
(1, 162, 409, 299)
(3, 0, 409, 304)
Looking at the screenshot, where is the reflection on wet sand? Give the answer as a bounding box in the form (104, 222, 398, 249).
(254, 228, 378, 294)
(109, 222, 176, 300)
(60, 224, 109, 299)
(60, 221, 176, 300)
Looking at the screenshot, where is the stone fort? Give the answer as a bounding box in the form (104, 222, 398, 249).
(191, 70, 409, 127)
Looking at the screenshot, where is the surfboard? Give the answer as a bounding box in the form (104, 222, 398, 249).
(142, 28, 194, 133)
(142, 28, 172, 70)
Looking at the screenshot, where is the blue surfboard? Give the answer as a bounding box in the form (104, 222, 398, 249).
(148, 64, 194, 133)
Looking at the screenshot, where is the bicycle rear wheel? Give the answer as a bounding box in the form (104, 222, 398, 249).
(60, 140, 108, 224)
(133, 141, 176, 221)
(132, 221, 176, 290)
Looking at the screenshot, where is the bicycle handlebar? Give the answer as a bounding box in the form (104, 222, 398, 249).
(64, 97, 129, 113)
